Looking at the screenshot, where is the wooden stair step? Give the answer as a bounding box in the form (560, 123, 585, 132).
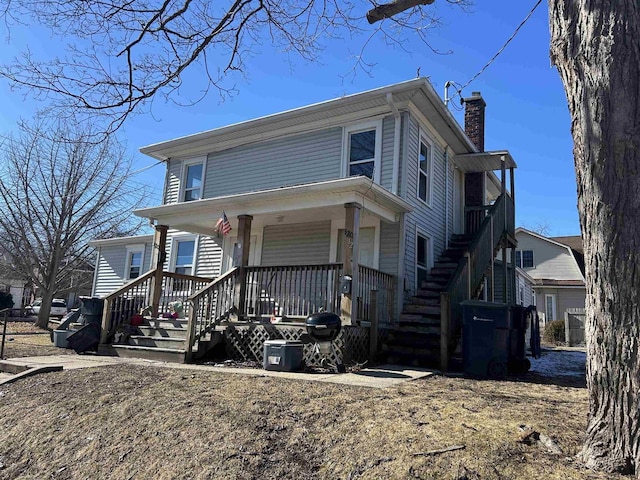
(112, 344, 187, 363)
(137, 326, 188, 338)
(408, 296, 439, 306)
(127, 335, 187, 350)
(403, 304, 440, 316)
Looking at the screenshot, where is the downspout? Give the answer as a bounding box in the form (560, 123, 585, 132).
(386, 93, 401, 195)
(444, 147, 450, 249)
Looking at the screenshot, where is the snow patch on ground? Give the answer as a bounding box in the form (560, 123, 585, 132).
(529, 348, 586, 378)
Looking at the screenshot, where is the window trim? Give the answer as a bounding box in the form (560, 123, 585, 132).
(516, 249, 534, 268)
(415, 228, 432, 293)
(169, 235, 198, 276)
(124, 244, 145, 280)
(179, 157, 207, 203)
(545, 293, 557, 322)
(342, 119, 383, 184)
(417, 130, 434, 207)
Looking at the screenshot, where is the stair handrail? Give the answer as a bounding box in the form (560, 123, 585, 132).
(100, 269, 157, 343)
(185, 267, 240, 361)
(440, 192, 514, 370)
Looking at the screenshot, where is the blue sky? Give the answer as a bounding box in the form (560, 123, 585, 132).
(0, 1, 580, 236)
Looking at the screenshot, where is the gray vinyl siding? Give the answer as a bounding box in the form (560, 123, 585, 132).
(535, 286, 586, 322)
(93, 241, 152, 297)
(165, 159, 182, 204)
(380, 116, 395, 191)
(515, 232, 584, 281)
(403, 114, 451, 296)
(203, 128, 342, 198)
(379, 221, 400, 276)
(195, 235, 223, 278)
(261, 221, 331, 265)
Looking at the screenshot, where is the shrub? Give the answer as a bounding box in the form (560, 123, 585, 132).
(543, 319, 565, 345)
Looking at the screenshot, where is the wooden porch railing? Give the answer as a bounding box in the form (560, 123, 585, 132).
(100, 269, 212, 344)
(186, 267, 240, 361)
(357, 265, 396, 326)
(243, 264, 343, 320)
(440, 192, 514, 370)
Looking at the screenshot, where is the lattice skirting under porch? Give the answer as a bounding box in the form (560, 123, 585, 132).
(224, 323, 370, 366)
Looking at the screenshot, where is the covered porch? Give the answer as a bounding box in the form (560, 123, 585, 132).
(99, 177, 411, 362)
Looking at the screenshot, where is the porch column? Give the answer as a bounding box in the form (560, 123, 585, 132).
(236, 214, 253, 317)
(341, 202, 361, 325)
(151, 224, 168, 317)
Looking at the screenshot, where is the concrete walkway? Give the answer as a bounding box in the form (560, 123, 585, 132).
(0, 354, 436, 389)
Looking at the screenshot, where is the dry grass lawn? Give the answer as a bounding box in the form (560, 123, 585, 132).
(0, 321, 625, 479)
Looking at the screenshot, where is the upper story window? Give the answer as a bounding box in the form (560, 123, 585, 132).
(173, 238, 196, 275)
(515, 250, 534, 268)
(343, 120, 382, 183)
(418, 136, 433, 205)
(183, 162, 203, 202)
(125, 245, 145, 279)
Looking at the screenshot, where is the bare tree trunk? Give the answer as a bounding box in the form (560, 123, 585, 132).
(36, 290, 54, 329)
(549, 0, 640, 475)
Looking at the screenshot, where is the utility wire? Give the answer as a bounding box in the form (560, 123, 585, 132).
(450, 0, 543, 103)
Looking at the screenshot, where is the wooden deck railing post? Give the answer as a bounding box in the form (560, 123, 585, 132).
(151, 225, 168, 317)
(369, 289, 379, 363)
(236, 215, 253, 317)
(185, 297, 198, 362)
(440, 292, 450, 372)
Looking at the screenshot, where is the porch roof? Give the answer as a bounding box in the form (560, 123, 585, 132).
(452, 151, 516, 173)
(134, 177, 412, 234)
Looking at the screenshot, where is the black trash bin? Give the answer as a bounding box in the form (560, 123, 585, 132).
(79, 296, 104, 325)
(462, 301, 512, 379)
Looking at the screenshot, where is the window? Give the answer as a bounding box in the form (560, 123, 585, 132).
(174, 239, 195, 275)
(183, 162, 203, 202)
(343, 121, 382, 182)
(416, 232, 431, 291)
(418, 137, 432, 204)
(125, 245, 145, 280)
(515, 250, 534, 268)
(545, 294, 557, 322)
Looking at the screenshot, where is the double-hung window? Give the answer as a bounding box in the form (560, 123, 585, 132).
(183, 161, 204, 202)
(173, 239, 196, 275)
(418, 135, 433, 205)
(343, 120, 382, 182)
(125, 245, 145, 280)
(515, 250, 534, 268)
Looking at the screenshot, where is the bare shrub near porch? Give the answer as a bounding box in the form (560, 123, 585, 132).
(542, 320, 566, 346)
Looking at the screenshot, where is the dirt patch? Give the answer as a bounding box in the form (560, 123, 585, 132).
(0, 352, 621, 480)
(1, 321, 75, 358)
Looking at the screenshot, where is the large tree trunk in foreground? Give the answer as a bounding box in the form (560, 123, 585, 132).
(549, 0, 640, 475)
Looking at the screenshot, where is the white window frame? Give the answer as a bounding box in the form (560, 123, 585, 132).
(169, 235, 199, 276)
(515, 249, 535, 269)
(179, 157, 207, 202)
(124, 244, 145, 280)
(417, 131, 434, 206)
(342, 119, 383, 184)
(545, 294, 557, 322)
(415, 229, 432, 292)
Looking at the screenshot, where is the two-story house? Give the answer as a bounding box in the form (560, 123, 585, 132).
(514, 228, 585, 325)
(91, 78, 517, 369)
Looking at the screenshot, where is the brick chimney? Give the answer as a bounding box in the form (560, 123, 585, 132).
(464, 91, 486, 152)
(463, 92, 486, 234)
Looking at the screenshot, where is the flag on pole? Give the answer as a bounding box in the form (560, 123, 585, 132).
(215, 211, 232, 236)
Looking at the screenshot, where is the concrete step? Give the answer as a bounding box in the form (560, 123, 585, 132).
(111, 344, 187, 363)
(127, 336, 187, 350)
(137, 326, 188, 339)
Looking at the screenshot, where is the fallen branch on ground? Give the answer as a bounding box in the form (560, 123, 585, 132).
(518, 424, 563, 455)
(413, 445, 465, 456)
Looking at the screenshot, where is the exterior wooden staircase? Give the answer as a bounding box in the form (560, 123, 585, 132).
(110, 317, 222, 363)
(383, 234, 473, 367)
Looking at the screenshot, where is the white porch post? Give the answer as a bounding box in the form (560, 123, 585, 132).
(341, 202, 361, 325)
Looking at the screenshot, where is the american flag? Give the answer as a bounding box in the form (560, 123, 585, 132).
(215, 211, 232, 236)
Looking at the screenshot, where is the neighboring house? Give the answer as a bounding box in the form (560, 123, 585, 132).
(514, 228, 586, 324)
(0, 246, 32, 308)
(92, 78, 518, 369)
